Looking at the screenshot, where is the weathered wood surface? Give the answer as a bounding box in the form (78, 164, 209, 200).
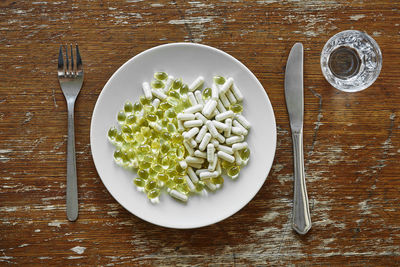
(1, 0, 400, 265)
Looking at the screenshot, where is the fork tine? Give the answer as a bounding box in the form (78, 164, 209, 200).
(58, 45, 64, 75)
(75, 44, 82, 73)
(70, 44, 74, 76)
(65, 45, 69, 75)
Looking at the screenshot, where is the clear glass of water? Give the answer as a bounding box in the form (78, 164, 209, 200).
(320, 30, 382, 92)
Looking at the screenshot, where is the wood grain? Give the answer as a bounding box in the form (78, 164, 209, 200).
(1, 0, 400, 265)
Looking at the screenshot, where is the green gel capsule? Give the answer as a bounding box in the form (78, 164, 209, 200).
(172, 78, 182, 90)
(149, 168, 157, 178)
(138, 169, 149, 179)
(167, 123, 176, 133)
(169, 90, 180, 99)
(133, 177, 145, 188)
(146, 114, 157, 122)
(155, 110, 164, 119)
(117, 111, 126, 123)
(174, 176, 185, 184)
(240, 148, 250, 160)
(133, 101, 142, 112)
(213, 75, 226, 85)
(121, 125, 132, 134)
(195, 182, 205, 192)
(153, 164, 163, 173)
(126, 114, 137, 124)
(124, 101, 133, 113)
(151, 140, 160, 150)
(113, 149, 123, 160)
(166, 179, 176, 189)
(141, 127, 151, 138)
(158, 173, 169, 182)
(180, 84, 189, 94)
(227, 166, 240, 177)
(154, 71, 168, 81)
(165, 109, 177, 118)
(135, 133, 145, 143)
(151, 80, 164, 89)
(145, 179, 158, 191)
(159, 102, 172, 110)
(161, 131, 171, 141)
(230, 103, 243, 113)
(148, 188, 160, 199)
(202, 87, 212, 100)
(115, 132, 124, 144)
(177, 184, 190, 194)
(166, 97, 179, 107)
(108, 127, 117, 140)
(131, 124, 141, 133)
(139, 160, 151, 169)
(140, 96, 151, 106)
(161, 143, 170, 154)
(212, 176, 224, 185)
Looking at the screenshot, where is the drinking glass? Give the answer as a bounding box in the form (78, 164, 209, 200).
(320, 30, 382, 92)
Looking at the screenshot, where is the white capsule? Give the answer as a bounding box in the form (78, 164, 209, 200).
(185, 127, 199, 140)
(187, 162, 202, 169)
(208, 155, 218, 171)
(202, 99, 218, 118)
(189, 138, 197, 148)
(235, 114, 251, 129)
(217, 144, 234, 155)
(187, 167, 199, 183)
(205, 181, 216, 191)
(220, 92, 230, 108)
(206, 120, 219, 138)
(194, 150, 207, 159)
(186, 156, 204, 164)
(142, 82, 152, 100)
(217, 151, 235, 163)
(226, 89, 237, 104)
(213, 108, 220, 116)
(200, 171, 219, 180)
(183, 140, 194, 155)
(184, 119, 203, 128)
(195, 125, 208, 143)
(215, 133, 225, 143)
(224, 118, 232, 138)
(231, 125, 248, 136)
(226, 135, 244, 145)
(148, 122, 162, 132)
(211, 83, 219, 100)
(152, 98, 161, 108)
(169, 189, 188, 202)
(217, 99, 227, 113)
(177, 113, 196, 121)
(207, 144, 215, 162)
(195, 112, 208, 124)
(211, 139, 219, 148)
(177, 120, 185, 132)
(232, 84, 244, 101)
(220, 77, 234, 94)
(188, 92, 198, 106)
(196, 168, 210, 175)
(212, 120, 228, 131)
(216, 160, 222, 175)
(195, 90, 204, 105)
(215, 110, 234, 121)
(184, 175, 196, 192)
(184, 104, 203, 114)
(232, 142, 248, 152)
(163, 75, 174, 92)
(151, 89, 167, 100)
(234, 150, 243, 166)
(189, 76, 204, 92)
(199, 133, 212, 151)
(179, 160, 188, 169)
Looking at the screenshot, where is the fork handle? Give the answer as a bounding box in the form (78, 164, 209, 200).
(66, 100, 78, 221)
(291, 131, 311, 234)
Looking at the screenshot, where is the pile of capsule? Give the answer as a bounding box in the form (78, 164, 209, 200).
(107, 72, 250, 203)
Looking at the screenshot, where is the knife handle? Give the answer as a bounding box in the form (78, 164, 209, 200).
(291, 130, 311, 235)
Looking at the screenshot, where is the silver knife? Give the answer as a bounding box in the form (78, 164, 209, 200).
(284, 43, 312, 235)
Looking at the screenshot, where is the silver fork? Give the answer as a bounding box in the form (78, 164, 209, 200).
(58, 44, 84, 221)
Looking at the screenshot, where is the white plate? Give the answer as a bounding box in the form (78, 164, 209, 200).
(90, 43, 276, 229)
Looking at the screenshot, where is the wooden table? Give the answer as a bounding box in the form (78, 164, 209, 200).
(1, 0, 399, 265)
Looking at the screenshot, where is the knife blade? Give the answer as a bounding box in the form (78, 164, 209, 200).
(284, 43, 312, 235)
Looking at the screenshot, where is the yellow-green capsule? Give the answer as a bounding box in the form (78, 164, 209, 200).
(121, 125, 132, 134)
(172, 78, 182, 90)
(169, 90, 181, 99)
(126, 148, 135, 159)
(141, 126, 151, 138)
(133, 101, 142, 112)
(117, 110, 126, 123)
(161, 131, 171, 141)
(166, 97, 179, 107)
(145, 179, 158, 192)
(155, 110, 164, 119)
(165, 109, 177, 118)
(154, 71, 168, 81)
(195, 181, 205, 192)
(180, 84, 189, 94)
(144, 154, 153, 163)
(240, 148, 250, 160)
(137, 117, 148, 127)
(161, 143, 170, 154)
(159, 101, 172, 110)
(126, 114, 137, 124)
(158, 173, 169, 182)
(151, 80, 164, 89)
(140, 95, 151, 106)
(124, 101, 133, 113)
(151, 139, 160, 150)
(165, 179, 176, 189)
(146, 114, 157, 122)
(133, 177, 145, 187)
(171, 133, 184, 144)
(176, 184, 190, 194)
(175, 146, 185, 159)
(115, 132, 124, 144)
(135, 133, 145, 143)
(230, 103, 243, 113)
(137, 169, 149, 180)
(227, 166, 240, 177)
(131, 124, 141, 133)
(221, 160, 235, 170)
(147, 188, 160, 199)
(139, 160, 151, 169)
(212, 176, 224, 185)
(113, 149, 123, 160)
(143, 105, 155, 113)
(167, 123, 176, 133)
(202, 87, 212, 100)
(149, 167, 157, 178)
(213, 75, 226, 85)
(108, 127, 118, 140)
(182, 96, 192, 108)
(153, 164, 163, 173)
(174, 176, 185, 184)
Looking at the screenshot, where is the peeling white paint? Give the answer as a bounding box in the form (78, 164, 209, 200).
(48, 220, 65, 228)
(71, 246, 86, 255)
(350, 14, 366, 21)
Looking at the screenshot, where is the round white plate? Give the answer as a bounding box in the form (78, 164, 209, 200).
(90, 43, 276, 229)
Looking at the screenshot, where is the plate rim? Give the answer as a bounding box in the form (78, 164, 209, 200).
(90, 42, 277, 229)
